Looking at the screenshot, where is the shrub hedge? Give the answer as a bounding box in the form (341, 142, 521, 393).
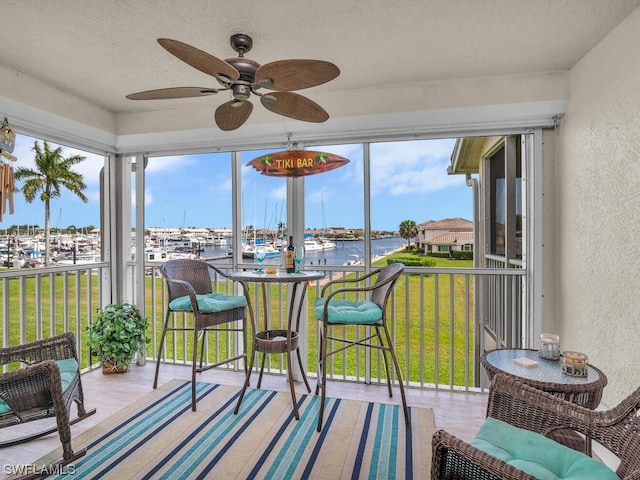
(386, 254, 436, 267)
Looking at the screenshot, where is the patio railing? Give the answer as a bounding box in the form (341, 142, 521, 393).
(1, 261, 525, 392)
(0, 262, 109, 372)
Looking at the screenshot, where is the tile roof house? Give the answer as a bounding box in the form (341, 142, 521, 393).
(417, 218, 473, 253)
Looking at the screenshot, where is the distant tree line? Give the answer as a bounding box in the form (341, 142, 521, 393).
(3, 224, 97, 235)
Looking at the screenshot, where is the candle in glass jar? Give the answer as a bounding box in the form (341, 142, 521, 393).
(562, 351, 588, 376)
(564, 352, 579, 367)
(538, 333, 560, 359)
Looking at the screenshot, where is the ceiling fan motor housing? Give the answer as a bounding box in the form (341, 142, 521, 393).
(232, 83, 252, 101)
(226, 57, 260, 83)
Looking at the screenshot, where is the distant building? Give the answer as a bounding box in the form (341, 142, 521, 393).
(307, 228, 357, 239)
(416, 217, 473, 254)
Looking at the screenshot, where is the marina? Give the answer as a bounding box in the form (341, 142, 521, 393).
(0, 232, 406, 268)
(204, 236, 406, 266)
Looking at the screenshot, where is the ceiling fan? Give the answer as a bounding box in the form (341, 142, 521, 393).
(126, 34, 340, 131)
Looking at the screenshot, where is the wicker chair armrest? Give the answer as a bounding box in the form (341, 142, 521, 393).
(319, 267, 400, 309)
(319, 268, 380, 296)
(431, 429, 537, 480)
(205, 262, 233, 281)
(0, 360, 66, 415)
(0, 332, 78, 365)
(164, 276, 196, 292)
(322, 284, 379, 301)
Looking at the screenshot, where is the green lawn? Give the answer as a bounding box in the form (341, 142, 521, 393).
(2, 254, 477, 386)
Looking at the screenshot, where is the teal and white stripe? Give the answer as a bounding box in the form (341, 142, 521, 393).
(39, 381, 431, 479)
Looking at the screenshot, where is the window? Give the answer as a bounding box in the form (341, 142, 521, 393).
(241, 149, 287, 265)
(144, 152, 234, 261)
(487, 136, 523, 260)
(304, 144, 363, 267)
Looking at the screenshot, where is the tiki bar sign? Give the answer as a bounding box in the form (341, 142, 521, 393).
(246, 150, 349, 177)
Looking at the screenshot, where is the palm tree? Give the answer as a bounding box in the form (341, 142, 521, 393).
(399, 219, 418, 249)
(277, 221, 286, 242)
(14, 141, 88, 266)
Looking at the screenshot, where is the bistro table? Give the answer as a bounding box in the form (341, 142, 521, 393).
(481, 348, 608, 454)
(229, 269, 326, 419)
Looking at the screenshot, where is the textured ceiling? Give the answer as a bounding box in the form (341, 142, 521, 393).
(0, 0, 638, 146)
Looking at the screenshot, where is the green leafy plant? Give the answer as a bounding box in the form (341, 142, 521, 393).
(86, 303, 149, 372)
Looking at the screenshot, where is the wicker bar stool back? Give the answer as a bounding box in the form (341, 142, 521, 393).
(154, 259, 248, 411)
(314, 262, 409, 432)
(0, 332, 96, 467)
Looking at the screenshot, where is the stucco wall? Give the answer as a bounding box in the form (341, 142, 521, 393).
(555, 7, 640, 405)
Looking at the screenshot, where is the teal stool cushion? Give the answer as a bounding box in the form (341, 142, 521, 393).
(0, 358, 79, 414)
(470, 417, 618, 480)
(169, 293, 247, 313)
(313, 298, 382, 324)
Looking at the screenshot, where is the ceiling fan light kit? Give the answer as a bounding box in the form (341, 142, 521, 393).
(127, 34, 340, 131)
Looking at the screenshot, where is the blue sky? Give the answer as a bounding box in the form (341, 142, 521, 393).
(4, 134, 473, 232)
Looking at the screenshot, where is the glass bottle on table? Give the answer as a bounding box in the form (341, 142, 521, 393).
(286, 236, 295, 273)
(280, 239, 287, 271)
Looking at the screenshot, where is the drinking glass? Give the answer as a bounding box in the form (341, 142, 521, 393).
(293, 246, 304, 273)
(254, 245, 266, 272)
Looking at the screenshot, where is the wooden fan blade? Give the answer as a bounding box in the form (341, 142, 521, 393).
(255, 60, 340, 91)
(215, 100, 253, 131)
(261, 91, 329, 123)
(126, 87, 218, 100)
(158, 38, 239, 81)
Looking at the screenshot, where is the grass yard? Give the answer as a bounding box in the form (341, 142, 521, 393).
(2, 253, 477, 387)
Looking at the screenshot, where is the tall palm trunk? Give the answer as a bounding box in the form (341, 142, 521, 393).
(44, 199, 51, 266)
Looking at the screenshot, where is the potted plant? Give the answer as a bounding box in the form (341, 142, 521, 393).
(87, 302, 149, 374)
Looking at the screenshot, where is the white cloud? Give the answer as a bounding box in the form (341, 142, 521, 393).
(146, 155, 198, 174)
(145, 189, 154, 206)
(12, 135, 105, 187)
(269, 184, 286, 201)
(370, 139, 461, 196)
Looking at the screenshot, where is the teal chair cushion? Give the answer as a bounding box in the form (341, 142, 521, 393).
(169, 293, 247, 313)
(470, 417, 618, 480)
(0, 358, 79, 414)
(313, 298, 382, 324)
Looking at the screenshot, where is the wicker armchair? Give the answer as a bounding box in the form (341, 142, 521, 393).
(432, 373, 640, 479)
(154, 259, 248, 411)
(314, 262, 409, 432)
(0, 332, 95, 464)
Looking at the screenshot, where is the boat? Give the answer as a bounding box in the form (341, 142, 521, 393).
(205, 234, 228, 246)
(241, 243, 281, 259)
(304, 238, 337, 252)
(343, 254, 362, 266)
(319, 238, 337, 249)
(55, 252, 102, 265)
(132, 247, 197, 262)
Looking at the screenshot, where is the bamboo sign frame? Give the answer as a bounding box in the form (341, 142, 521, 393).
(246, 150, 349, 177)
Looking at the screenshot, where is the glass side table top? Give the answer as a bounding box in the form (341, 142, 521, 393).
(483, 348, 603, 385)
(229, 270, 325, 282)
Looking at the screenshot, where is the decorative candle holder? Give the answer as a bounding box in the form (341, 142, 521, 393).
(538, 333, 560, 360)
(561, 351, 588, 377)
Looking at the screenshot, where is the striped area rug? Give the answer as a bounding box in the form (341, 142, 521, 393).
(33, 379, 435, 479)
